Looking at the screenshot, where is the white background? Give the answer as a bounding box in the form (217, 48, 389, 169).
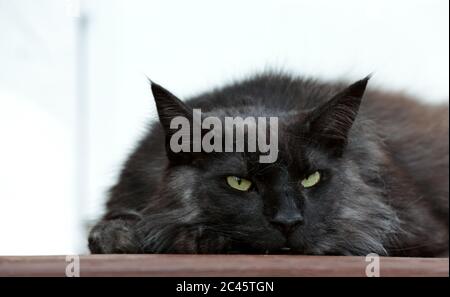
(0, 0, 448, 254)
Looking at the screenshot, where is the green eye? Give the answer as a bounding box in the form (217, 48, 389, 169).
(301, 171, 321, 188)
(226, 176, 252, 191)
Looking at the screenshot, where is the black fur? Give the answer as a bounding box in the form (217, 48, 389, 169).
(89, 72, 449, 256)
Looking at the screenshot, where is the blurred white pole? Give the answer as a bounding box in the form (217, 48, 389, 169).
(75, 0, 90, 253)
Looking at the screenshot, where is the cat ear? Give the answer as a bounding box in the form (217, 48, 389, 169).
(150, 81, 192, 132)
(151, 81, 195, 163)
(305, 77, 370, 155)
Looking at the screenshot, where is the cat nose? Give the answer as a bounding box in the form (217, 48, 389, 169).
(270, 213, 304, 235)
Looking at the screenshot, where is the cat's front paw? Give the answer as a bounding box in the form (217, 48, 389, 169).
(88, 219, 142, 254)
(169, 227, 230, 254)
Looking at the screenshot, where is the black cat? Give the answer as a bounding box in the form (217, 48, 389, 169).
(89, 72, 449, 256)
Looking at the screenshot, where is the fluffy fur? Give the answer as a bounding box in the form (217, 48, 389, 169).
(89, 72, 449, 256)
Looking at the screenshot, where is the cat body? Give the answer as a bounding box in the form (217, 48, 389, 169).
(89, 73, 449, 256)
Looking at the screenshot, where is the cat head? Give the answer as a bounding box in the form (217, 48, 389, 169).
(141, 76, 400, 255)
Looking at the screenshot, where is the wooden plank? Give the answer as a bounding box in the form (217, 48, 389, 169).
(0, 255, 448, 277)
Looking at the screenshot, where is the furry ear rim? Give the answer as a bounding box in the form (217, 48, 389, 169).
(305, 76, 370, 155)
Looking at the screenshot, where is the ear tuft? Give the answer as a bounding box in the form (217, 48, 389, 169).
(344, 75, 370, 99)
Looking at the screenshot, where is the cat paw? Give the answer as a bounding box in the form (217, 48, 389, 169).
(88, 219, 142, 254)
(169, 227, 230, 253)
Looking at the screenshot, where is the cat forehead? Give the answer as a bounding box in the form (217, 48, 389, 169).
(203, 153, 249, 173)
(198, 110, 307, 141)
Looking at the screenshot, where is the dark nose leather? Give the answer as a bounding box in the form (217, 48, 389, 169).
(271, 213, 304, 235)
